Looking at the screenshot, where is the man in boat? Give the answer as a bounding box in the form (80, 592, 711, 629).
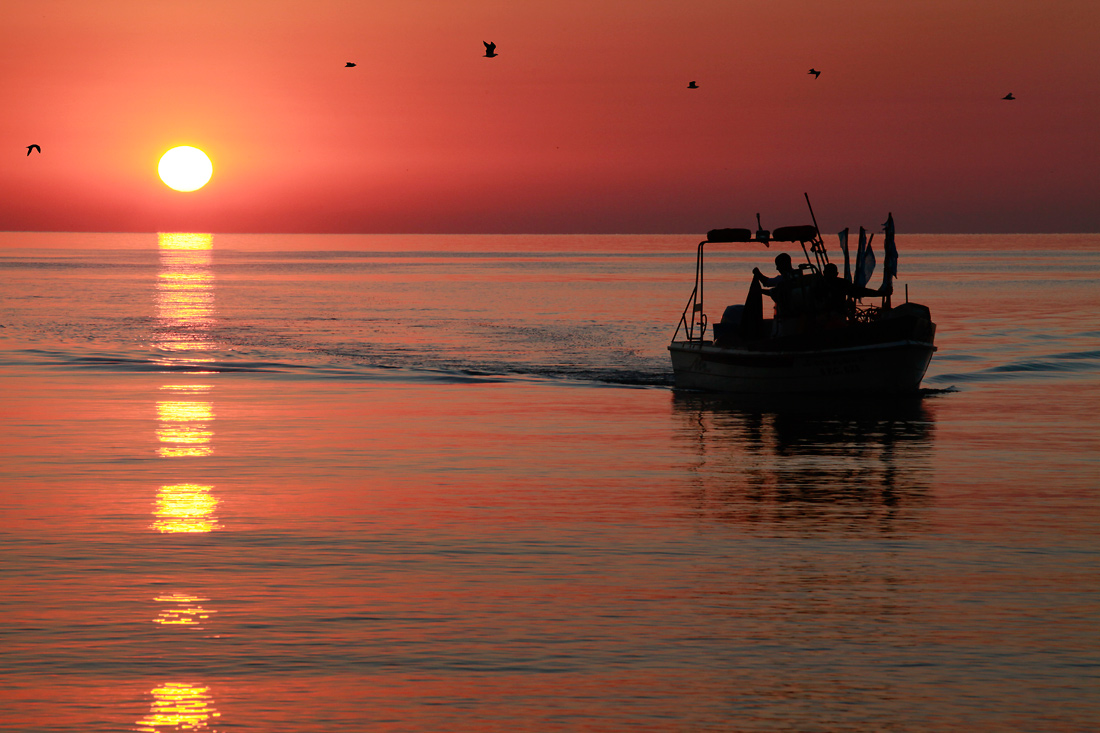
(751, 253, 810, 335)
(752, 253, 798, 289)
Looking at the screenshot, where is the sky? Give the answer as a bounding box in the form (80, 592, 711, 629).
(1, 0, 1097, 234)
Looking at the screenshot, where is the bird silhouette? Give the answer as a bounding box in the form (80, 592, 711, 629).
(483, 41, 497, 58)
(808, 68, 821, 79)
(345, 62, 356, 67)
(687, 81, 698, 89)
(1003, 92, 1015, 100)
(26, 144, 40, 156)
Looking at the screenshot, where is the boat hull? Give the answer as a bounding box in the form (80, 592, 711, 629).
(668, 339, 935, 394)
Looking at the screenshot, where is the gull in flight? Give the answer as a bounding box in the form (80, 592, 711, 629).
(1002, 92, 1015, 100)
(345, 62, 356, 67)
(483, 41, 497, 58)
(808, 68, 821, 79)
(26, 144, 41, 156)
(687, 81, 698, 89)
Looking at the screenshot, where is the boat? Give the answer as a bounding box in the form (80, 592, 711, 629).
(668, 197, 936, 394)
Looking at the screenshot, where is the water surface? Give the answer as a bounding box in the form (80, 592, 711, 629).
(1, 233, 1097, 731)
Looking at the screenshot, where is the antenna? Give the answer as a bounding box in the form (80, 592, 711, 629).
(804, 192, 821, 236)
(755, 213, 770, 246)
(804, 193, 829, 268)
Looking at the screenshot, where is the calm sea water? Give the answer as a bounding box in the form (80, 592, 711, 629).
(1, 232, 1098, 731)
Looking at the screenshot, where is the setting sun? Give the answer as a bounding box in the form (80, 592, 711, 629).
(158, 146, 213, 192)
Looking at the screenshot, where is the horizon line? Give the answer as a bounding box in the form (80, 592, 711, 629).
(3, 230, 1100, 237)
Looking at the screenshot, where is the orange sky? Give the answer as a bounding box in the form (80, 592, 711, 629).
(2, 0, 1097, 234)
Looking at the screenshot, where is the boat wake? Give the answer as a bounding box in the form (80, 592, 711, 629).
(1, 346, 673, 388)
(8, 341, 1090, 392)
(925, 348, 1100, 385)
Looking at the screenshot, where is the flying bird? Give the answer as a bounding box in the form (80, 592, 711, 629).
(483, 41, 497, 58)
(808, 68, 821, 79)
(687, 81, 698, 89)
(1002, 92, 1015, 100)
(345, 62, 356, 67)
(26, 144, 40, 156)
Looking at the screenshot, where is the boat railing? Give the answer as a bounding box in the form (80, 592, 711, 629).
(672, 241, 709, 342)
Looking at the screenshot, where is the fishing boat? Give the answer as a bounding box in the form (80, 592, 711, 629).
(668, 197, 936, 394)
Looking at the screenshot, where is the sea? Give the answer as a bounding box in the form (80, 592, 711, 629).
(1, 232, 1097, 732)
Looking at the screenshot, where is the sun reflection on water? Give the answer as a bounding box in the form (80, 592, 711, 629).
(156, 232, 216, 355)
(157, 400, 213, 422)
(153, 593, 216, 627)
(143, 238, 225, 729)
(136, 683, 220, 732)
(158, 232, 214, 251)
(153, 484, 219, 533)
(156, 387, 214, 458)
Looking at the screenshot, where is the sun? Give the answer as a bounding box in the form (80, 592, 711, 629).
(158, 146, 213, 192)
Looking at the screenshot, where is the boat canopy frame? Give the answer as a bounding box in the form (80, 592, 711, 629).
(672, 213, 829, 343)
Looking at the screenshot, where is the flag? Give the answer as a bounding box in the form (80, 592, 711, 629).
(858, 243, 876, 287)
(838, 228, 851, 283)
(855, 227, 866, 283)
(883, 212, 898, 280)
(855, 226, 876, 288)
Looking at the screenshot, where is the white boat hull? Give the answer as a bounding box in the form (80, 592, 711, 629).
(668, 339, 935, 394)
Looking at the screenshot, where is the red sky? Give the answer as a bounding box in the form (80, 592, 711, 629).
(2, 0, 1097, 234)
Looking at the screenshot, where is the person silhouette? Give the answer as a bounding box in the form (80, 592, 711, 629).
(753, 253, 796, 287)
(752, 253, 805, 325)
(817, 262, 892, 325)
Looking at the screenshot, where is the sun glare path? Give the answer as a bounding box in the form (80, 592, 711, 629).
(156, 234, 217, 356)
(153, 483, 220, 533)
(158, 146, 213, 192)
(136, 683, 220, 732)
(154, 593, 216, 627)
(156, 399, 214, 458)
(159, 232, 213, 251)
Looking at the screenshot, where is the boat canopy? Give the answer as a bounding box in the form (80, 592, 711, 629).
(706, 225, 818, 244)
(771, 225, 818, 243)
(706, 228, 752, 243)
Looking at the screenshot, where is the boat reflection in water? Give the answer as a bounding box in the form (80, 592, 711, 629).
(135, 683, 220, 732)
(672, 393, 936, 532)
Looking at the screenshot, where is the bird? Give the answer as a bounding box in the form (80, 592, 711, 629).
(345, 62, 356, 67)
(26, 144, 40, 156)
(808, 68, 821, 79)
(1003, 92, 1015, 100)
(687, 81, 698, 89)
(483, 41, 497, 58)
